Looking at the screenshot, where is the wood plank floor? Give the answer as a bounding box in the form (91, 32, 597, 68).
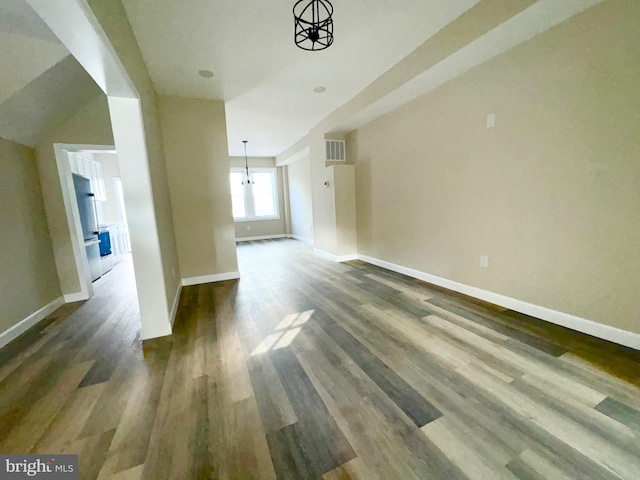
(1, 240, 640, 479)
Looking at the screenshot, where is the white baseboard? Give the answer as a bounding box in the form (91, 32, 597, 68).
(182, 271, 241, 287)
(169, 284, 182, 326)
(0, 297, 65, 350)
(236, 234, 287, 243)
(314, 249, 358, 263)
(358, 254, 640, 351)
(314, 248, 338, 262)
(290, 234, 314, 245)
(64, 292, 89, 303)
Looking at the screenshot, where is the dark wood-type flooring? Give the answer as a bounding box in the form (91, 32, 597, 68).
(1, 240, 640, 479)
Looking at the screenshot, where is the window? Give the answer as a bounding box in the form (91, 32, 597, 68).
(230, 168, 279, 221)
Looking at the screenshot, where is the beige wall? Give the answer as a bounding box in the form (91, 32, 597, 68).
(312, 0, 536, 138)
(332, 165, 357, 257)
(287, 155, 313, 242)
(309, 131, 337, 254)
(307, 132, 357, 257)
(347, 0, 640, 334)
(159, 95, 238, 279)
(36, 95, 114, 296)
(0, 138, 61, 333)
(230, 157, 288, 240)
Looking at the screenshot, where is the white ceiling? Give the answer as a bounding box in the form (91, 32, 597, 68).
(121, 0, 480, 157)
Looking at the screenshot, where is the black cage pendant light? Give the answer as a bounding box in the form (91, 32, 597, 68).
(293, 0, 334, 51)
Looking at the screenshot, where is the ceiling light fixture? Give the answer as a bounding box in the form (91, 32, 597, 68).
(198, 70, 214, 78)
(293, 0, 334, 51)
(241, 140, 253, 185)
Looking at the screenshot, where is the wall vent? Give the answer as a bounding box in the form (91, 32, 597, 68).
(326, 140, 346, 162)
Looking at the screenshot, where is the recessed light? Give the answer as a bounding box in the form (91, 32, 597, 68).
(313, 86, 326, 93)
(198, 70, 214, 78)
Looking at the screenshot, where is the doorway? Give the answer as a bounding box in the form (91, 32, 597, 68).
(55, 144, 132, 301)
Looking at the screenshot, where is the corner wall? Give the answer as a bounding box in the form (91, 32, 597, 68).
(347, 0, 640, 335)
(159, 95, 238, 281)
(0, 138, 61, 334)
(309, 132, 337, 254)
(287, 155, 314, 243)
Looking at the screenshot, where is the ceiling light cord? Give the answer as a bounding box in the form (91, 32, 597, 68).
(242, 140, 253, 185)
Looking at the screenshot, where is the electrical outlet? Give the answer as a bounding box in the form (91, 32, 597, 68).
(486, 113, 496, 128)
(480, 255, 489, 268)
(247, 225, 251, 231)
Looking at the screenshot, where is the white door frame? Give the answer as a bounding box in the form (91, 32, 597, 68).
(53, 143, 116, 302)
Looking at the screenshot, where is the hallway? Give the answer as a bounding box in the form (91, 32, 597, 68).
(0, 240, 639, 479)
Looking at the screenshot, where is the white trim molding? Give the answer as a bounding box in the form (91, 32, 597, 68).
(314, 249, 358, 263)
(170, 284, 182, 326)
(64, 292, 90, 303)
(290, 234, 314, 245)
(0, 297, 65, 350)
(358, 254, 640, 351)
(236, 234, 288, 243)
(182, 271, 241, 287)
(313, 249, 336, 262)
(337, 253, 359, 263)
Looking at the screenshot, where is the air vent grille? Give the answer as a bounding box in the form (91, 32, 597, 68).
(325, 140, 345, 162)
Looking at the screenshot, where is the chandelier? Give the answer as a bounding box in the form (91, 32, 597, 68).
(293, 0, 334, 51)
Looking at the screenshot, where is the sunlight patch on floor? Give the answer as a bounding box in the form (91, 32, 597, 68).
(251, 310, 315, 355)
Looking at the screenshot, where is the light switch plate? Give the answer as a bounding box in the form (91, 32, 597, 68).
(486, 113, 496, 128)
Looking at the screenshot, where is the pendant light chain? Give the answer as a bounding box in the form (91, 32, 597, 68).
(242, 140, 253, 185)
